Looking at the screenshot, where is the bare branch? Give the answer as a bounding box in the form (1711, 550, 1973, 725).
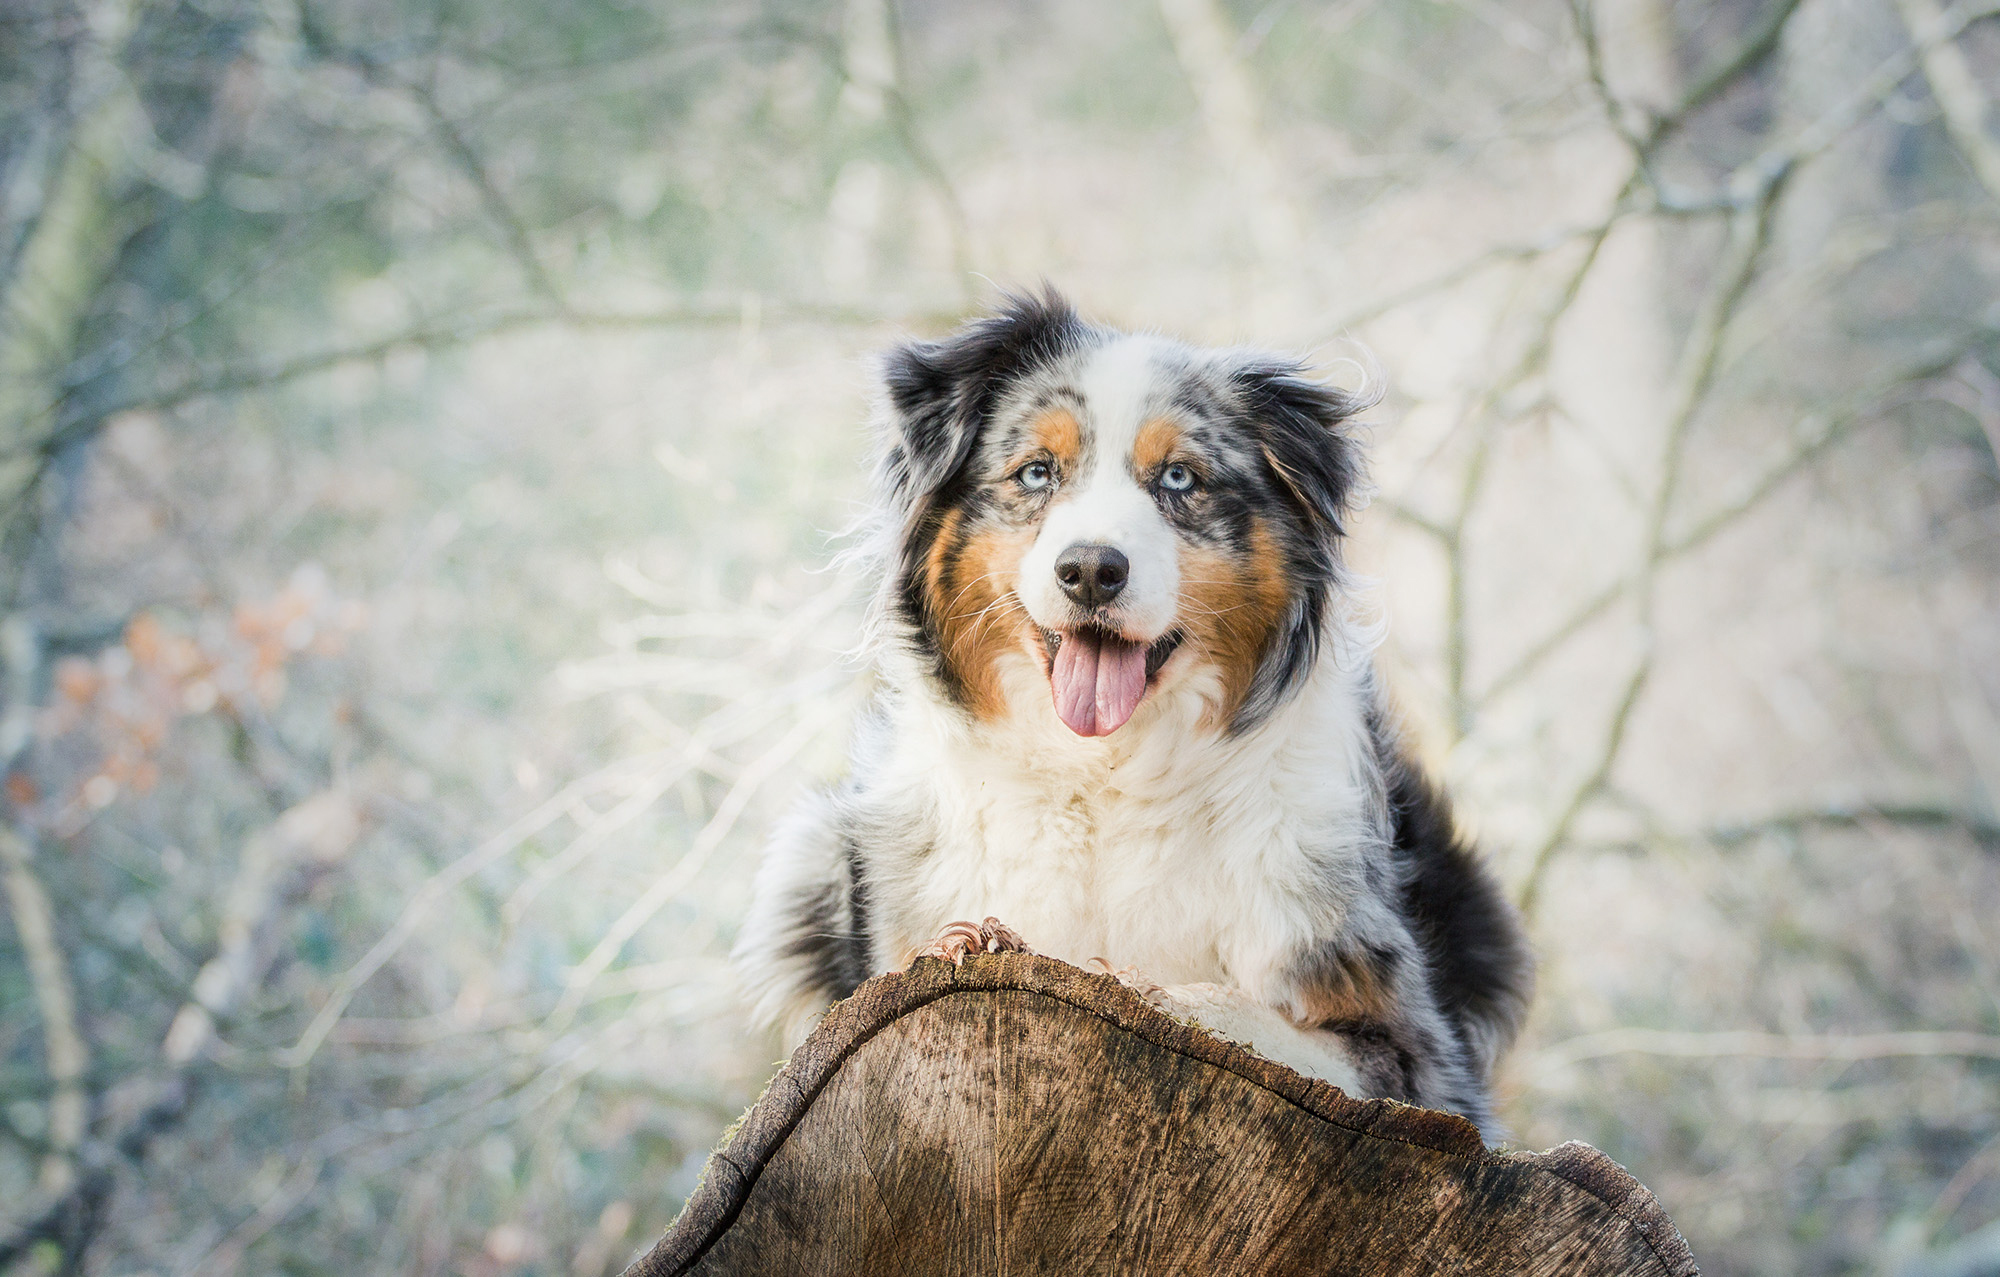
(1157, 0, 1307, 263)
(1516, 172, 1784, 912)
(1516, 654, 1650, 916)
(1748, 0, 2000, 192)
(0, 1076, 194, 1273)
(1533, 1027, 2000, 1072)
(1320, 219, 1622, 333)
(1476, 327, 1998, 708)
(404, 80, 570, 312)
(0, 827, 89, 1195)
(1379, 498, 1452, 545)
(1661, 0, 1808, 134)
(0, 787, 353, 1272)
(0, 618, 86, 1195)
(1569, 0, 1652, 150)
(1438, 191, 1632, 737)
(1705, 802, 2000, 847)
(163, 791, 360, 1067)
(1, 295, 964, 454)
(881, 2, 976, 300)
(275, 758, 673, 1071)
(1895, 0, 2000, 204)
(545, 701, 845, 1028)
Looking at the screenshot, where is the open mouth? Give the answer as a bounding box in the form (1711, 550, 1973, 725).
(1039, 626, 1183, 738)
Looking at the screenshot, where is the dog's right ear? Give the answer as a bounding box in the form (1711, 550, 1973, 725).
(878, 287, 1086, 511)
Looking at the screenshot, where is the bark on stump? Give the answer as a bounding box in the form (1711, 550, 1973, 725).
(626, 952, 1697, 1276)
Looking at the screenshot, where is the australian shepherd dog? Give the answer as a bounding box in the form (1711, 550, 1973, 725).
(734, 289, 1532, 1138)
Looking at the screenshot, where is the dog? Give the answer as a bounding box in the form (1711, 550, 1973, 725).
(733, 288, 1531, 1139)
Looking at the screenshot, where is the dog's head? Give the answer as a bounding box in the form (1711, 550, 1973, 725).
(876, 288, 1369, 738)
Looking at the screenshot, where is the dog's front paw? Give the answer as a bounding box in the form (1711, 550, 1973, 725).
(908, 916, 1034, 967)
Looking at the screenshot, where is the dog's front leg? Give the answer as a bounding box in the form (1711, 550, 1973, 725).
(1099, 971, 1367, 1097)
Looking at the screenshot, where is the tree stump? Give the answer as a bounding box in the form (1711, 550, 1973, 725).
(626, 953, 1697, 1276)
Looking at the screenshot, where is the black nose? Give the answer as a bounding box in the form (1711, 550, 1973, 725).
(1055, 543, 1129, 608)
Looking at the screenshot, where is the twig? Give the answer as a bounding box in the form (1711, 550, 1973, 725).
(176, 1155, 323, 1277)
(276, 756, 676, 1071)
(1659, 0, 1808, 138)
(1157, 0, 1306, 264)
(1926, 1128, 2000, 1240)
(0, 785, 359, 1270)
(1515, 161, 1785, 912)
(1533, 1027, 2000, 1072)
(1705, 802, 2000, 847)
(1, 295, 964, 458)
(1475, 327, 1998, 708)
(0, 827, 89, 1195)
(1319, 219, 1621, 334)
(1894, 0, 2000, 204)
(544, 702, 844, 1029)
(1748, 0, 2000, 194)
(1437, 190, 1632, 738)
(0, 618, 87, 1195)
(0, 1076, 195, 1273)
(881, 2, 975, 301)
(404, 80, 570, 312)
(1515, 655, 1651, 917)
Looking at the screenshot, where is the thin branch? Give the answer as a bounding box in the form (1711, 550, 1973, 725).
(1380, 498, 1452, 544)
(881, 2, 975, 300)
(1516, 654, 1651, 916)
(1569, 0, 1651, 150)
(0, 788, 355, 1270)
(1439, 187, 1633, 737)
(1705, 802, 2000, 847)
(1662, 0, 1808, 135)
(1516, 166, 1785, 913)
(1533, 1027, 2000, 1071)
(1895, 0, 2000, 204)
(544, 702, 843, 1029)
(1319, 219, 1620, 333)
(1157, 0, 1306, 263)
(1476, 327, 1998, 708)
(405, 81, 569, 312)
(274, 758, 672, 1071)
(0, 1077, 195, 1273)
(1749, 0, 2000, 193)
(0, 619, 87, 1196)
(0, 827, 89, 1195)
(2, 295, 963, 459)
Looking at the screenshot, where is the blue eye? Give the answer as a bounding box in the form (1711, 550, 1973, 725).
(1018, 461, 1054, 491)
(1160, 463, 1197, 492)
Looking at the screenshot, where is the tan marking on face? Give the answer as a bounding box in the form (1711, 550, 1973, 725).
(1028, 409, 1083, 472)
(924, 507, 964, 613)
(927, 515, 1038, 720)
(1177, 517, 1291, 727)
(1133, 418, 1183, 474)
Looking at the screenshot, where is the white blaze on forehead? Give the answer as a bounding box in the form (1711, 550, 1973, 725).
(1015, 336, 1183, 642)
(1077, 335, 1166, 465)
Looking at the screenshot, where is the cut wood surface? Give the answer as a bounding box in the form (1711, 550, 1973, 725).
(625, 953, 1698, 1276)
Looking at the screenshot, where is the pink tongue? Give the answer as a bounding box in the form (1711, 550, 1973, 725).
(1050, 631, 1148, 737)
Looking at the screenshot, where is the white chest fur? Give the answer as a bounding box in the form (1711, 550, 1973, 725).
(865, 651, 1387, 1004)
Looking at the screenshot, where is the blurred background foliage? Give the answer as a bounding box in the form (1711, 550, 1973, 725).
(0, 0, 1997, 1273)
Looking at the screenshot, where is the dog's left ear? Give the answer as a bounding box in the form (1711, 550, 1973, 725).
(1233, 363, 1370, 539)
(877, 287, 1086, 513)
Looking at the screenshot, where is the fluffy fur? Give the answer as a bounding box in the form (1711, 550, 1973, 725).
(733, 289, 1532, 1139)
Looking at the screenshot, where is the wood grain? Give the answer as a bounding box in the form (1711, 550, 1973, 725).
(625, 953, 1698, 1276)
